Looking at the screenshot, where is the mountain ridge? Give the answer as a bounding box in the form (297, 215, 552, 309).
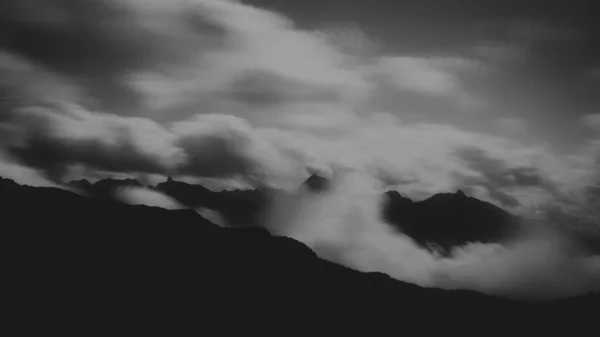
(1, 174, 597, 331)
(67, 174, 524, 252)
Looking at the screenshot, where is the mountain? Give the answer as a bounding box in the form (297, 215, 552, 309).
(302, 173, 330, 193)
(2, 175, 597, 332)
(383, 190, 521, 254)
(67, 176, 267, 227)
(154, 176, 267, 227)
(69, 177, 143, 201)
(68, 176, 526, 252)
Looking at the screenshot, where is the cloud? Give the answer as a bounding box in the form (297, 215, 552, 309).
(371, 56, 484, 110)
(375, 57, 461, 97)
(583, 114, 600, 130)
(1, 103, 305, 185)
(497, 117, 527, 133)
(470, 19, 584, 63)
(0, 0, 579, 211)
(264, 169, 600, 300)
(454, 147, 558, 212)
(170, 113, 306, 185)
(0, 52, 82, 108)
(314, 22, 379, 58)
(116, 186, 185, 210)
(3, 104, 183, 181)
(196, 207, 228, 227)
(0, 151, 58, 188)
(262, 112, 564, 206)
(124, 0, 372, 120)
(1, 0, 228, 112)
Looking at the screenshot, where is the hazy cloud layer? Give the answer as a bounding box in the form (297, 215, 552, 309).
(0, 0, 595, 212)
(265, 170, 600, 300)
(117, 186, 186, 210)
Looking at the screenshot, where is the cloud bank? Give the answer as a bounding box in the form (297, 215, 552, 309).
(264, 170, 600, 300)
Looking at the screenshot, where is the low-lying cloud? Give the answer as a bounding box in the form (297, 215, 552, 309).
(117, 186, 185, 210)
(264, 170, 600, 300)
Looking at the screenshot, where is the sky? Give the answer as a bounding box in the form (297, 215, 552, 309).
(0, 0, 599, 220)
(247, 0, 600, 149)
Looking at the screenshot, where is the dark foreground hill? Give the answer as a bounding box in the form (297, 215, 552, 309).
(1, 176, 597, 332)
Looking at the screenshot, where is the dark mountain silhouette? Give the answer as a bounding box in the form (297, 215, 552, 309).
(154, 177, 267, 227)
(69, 177, 143, 201)
(68, 175, 525, 252)
(383, 190, 522, 255)
(302, 173, 329, 193)
(0, 175, 597, 333)
(69, 176, 268, 227)
(1, 175, 596, 332)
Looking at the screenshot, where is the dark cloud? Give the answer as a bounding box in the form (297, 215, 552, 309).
(9, 131, 168, 182)
(0, 103, 289, 184)
(0, 0, 226, 113)
(455, 147, 556, 208)
(3, 105, 181, 182)
(176, 133, 258, 178)
(228, 69, 346, 107)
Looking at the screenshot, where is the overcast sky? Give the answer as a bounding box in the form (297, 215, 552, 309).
(0, 0, 598, 217)
(246, 0, 600, 151)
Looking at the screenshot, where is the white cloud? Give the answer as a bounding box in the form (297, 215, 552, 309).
(127, 0, 372, 118)
(369, 56, 485, 110)
(497, 117, 527, 133)
(582, 114, 600, 130)
(116, 186, 185, 210)
(0, 0, 574, 211)
(314, 22, 379, 58)
(265, 169, 600, 299)
(0, 151, 58, 188)
(375, 57, 459, 96)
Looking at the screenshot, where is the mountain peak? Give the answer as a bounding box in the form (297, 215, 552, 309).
(302, 173, 329, 193)
(456, 189, 467, 198)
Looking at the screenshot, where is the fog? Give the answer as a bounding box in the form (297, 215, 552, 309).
(264, 169, 600, 300)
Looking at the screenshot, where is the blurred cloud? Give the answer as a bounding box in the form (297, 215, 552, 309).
(1, 0, 227, 112)
(375, 57, 461, 97)
(370, 56, 485, 110)
(0, 151, 58, 188)
(455, 147, 558, 212)
(1, 104, 304, 185)
(265, 169, 600, 300)
(116, 186, 185, 210)
(583, 114, 600, 130)
(0, 0, 590, 214)
(497, 117, 527, 133)
(4, 104, 183, 181)
(0, 52, 83, 108)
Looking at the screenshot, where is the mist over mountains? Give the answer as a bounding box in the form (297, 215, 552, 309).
(1, 174, 598, 332)
(67, 174, 521, 251)
(1, 0, 599, 331)
(57, 172, 600, 299)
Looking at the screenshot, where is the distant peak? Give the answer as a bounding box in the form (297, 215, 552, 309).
(302, 173, 329, 192)
(455, 190, 467, 197)
(167, 176, 174, 183)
